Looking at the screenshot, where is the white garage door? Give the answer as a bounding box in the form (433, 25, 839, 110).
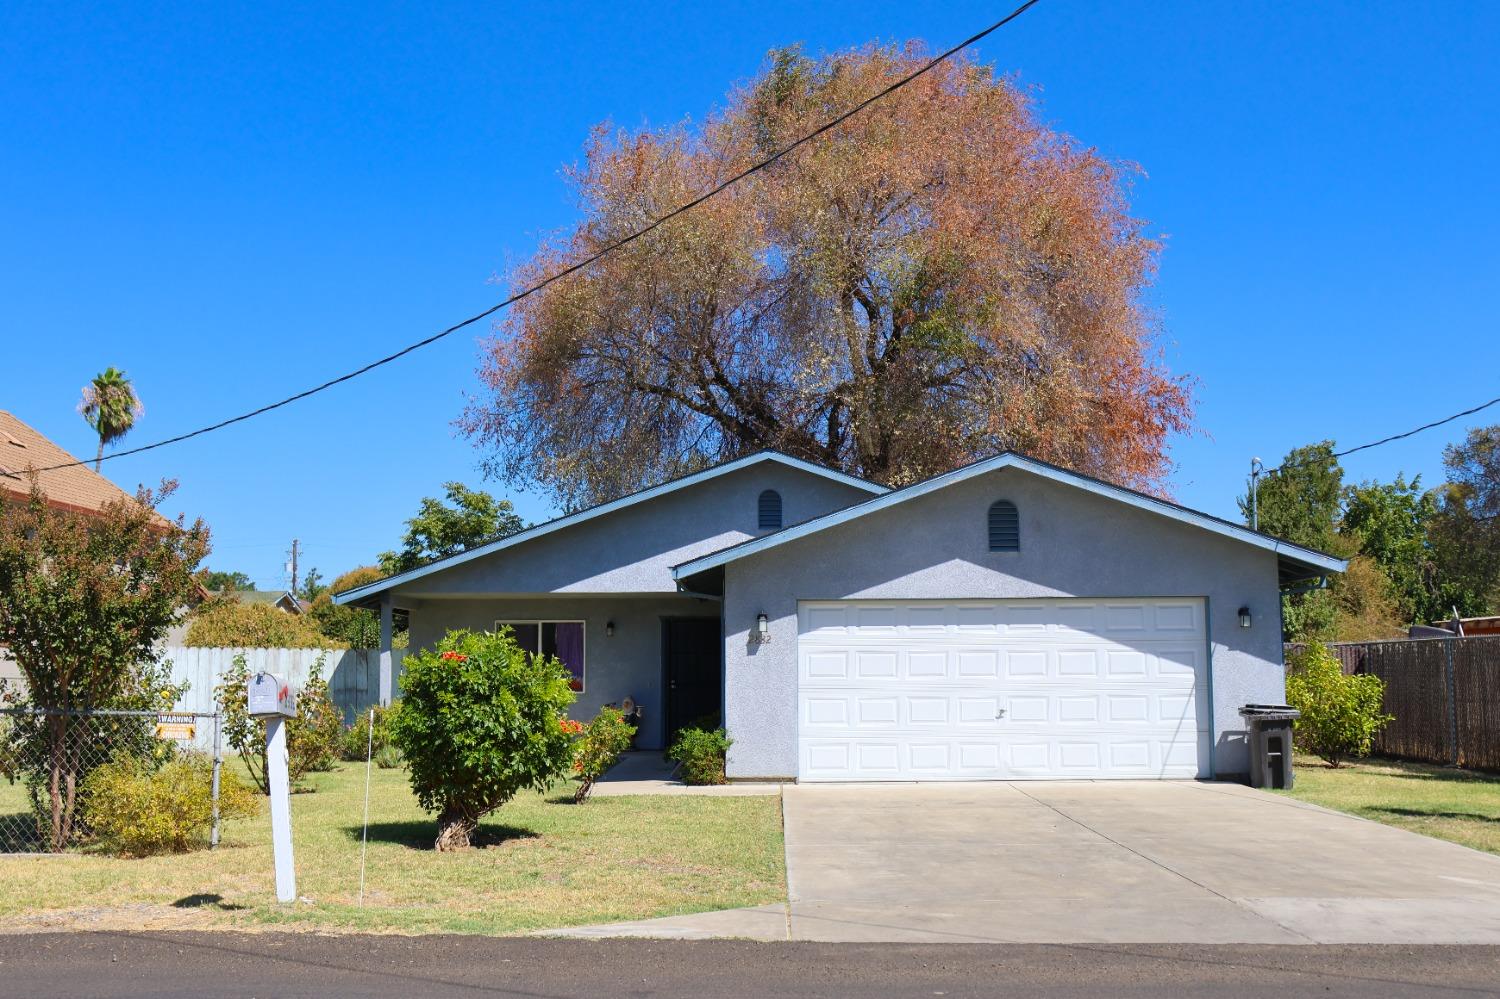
(798, 598, 1210, 781)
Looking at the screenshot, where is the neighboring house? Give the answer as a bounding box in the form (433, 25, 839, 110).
(0, 410, 139, 516)
(1, 411, 147, 689)
(336, 450, 1345, 782)
(212, 589, 308, 615)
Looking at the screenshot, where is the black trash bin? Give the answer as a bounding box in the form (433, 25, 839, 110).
(1239, 704, 1301, 789)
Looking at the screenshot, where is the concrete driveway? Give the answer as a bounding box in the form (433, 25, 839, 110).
(556, 780, 1500, 943)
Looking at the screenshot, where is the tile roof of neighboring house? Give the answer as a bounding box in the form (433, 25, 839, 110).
(0, 410, 139, 516)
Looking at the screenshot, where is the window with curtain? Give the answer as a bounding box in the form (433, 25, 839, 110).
(496, 620, 586, 691)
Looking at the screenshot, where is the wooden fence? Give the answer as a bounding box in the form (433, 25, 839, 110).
(1295, 636, 1500, 771)
(164, 646, 406, 745)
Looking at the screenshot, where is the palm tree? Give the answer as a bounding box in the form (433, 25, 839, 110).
(77, 367, 144, 471)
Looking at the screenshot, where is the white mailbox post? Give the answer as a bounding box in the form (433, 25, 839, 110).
(248, 672, 298, 903)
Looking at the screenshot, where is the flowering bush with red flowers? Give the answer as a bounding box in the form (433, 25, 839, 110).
(389, 628, 576, 850)
(569, 706, 637, 804)
(558, 718, 584, 735)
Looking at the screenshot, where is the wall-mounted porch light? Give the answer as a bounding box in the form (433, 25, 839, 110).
(1238, 606, 1252, 629)
(755, 612, 771, 643)
(605, 620, 615, 637)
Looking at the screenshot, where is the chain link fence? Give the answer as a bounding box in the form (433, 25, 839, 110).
(0, 708, 222, 853)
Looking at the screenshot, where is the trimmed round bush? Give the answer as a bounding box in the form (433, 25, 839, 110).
(390, 629, 576, 850)
(668, 727, 732, 785)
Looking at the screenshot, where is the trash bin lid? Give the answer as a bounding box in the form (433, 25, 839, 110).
(1239, 703, 1301, 720)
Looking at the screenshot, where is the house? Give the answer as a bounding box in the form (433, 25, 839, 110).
(0, 410, 140, 516)
(213, 589, 308, 615)
(1, 411, 150, 688)
(335, 450, 1345, 782)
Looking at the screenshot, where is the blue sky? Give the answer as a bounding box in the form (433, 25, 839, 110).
(3, 1, 1497, 589)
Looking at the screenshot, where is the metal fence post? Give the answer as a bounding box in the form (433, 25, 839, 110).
(210, 709, 223, 849)
(1445, 637, 1460, 766)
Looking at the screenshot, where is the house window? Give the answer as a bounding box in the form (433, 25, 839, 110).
(758, 489, 782, 530)
(496, 620, 586, 692)
(988, 500, 1019, 552)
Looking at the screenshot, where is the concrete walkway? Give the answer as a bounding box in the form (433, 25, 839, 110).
(588, 751, 784, 797)
(547, 780, 1500, 943)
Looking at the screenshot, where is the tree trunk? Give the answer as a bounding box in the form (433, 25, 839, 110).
(434, 804, 478, 851)
(46, 714, 66, 852)
(94, 437, 104, 473)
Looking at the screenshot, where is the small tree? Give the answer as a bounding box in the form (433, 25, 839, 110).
(569, 707, 635, 803)
(378, 483, 525, 576)
(390, 629, 576, 850)
(1284, 644, 1393, 767)
(214, 653, 341, 793)
(0, 479, 208, 849)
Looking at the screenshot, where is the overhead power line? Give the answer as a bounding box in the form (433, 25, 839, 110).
(1262, 392, 1500, 477)
(37, 0, 1044, 474)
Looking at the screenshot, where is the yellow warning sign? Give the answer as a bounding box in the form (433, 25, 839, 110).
(155, 716, 196, 740)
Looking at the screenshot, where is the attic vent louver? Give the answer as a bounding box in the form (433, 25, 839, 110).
(758, 489, 782, 530)
(988, 500, 1019, 552)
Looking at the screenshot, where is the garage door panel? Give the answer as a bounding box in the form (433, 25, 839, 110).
(798, 598, 1209, 781)
(854, 650, 898, 678)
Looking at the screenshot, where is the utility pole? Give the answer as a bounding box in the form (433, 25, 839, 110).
(1249, 458, 1264, 532)
(286, 538, 300, 595)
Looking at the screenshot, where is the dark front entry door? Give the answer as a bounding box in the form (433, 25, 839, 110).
(663, 618, 722, 738)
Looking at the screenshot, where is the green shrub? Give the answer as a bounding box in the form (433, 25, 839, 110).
(340, 701, 403, 762)
(81, 753, 259, 856)
(184, 598, 344, 648)
(373, 744, 405, 770)
(293, 664, 344, 774)
(1285, 643, 1393, 767)
(390, 629, 576, 850)
(570, 707, 636, 803)
(668, 727, 732, 785)
(215, 654, 341, 792)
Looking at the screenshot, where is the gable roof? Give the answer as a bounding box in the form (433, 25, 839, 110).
(672, 451, 1347, 585)
(334, 451, 888, 606)
(0, 410, 139, 516)
(214, 589, 306, 614)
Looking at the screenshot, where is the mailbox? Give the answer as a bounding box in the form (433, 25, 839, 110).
(248, 672, 297, 718)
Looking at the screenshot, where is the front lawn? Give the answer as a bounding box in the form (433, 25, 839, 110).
(1281, 757, 1500, 856)
(0, 762, 785, 934)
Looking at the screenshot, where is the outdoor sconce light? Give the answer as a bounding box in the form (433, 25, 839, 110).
(755, 612, 771, 643)
(1238, 606, 1252, 629)
(605, 620, 615, 637)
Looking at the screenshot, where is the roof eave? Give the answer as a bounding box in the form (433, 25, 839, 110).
(332, 451, 886, 606)
(672, 452, 1349, 580)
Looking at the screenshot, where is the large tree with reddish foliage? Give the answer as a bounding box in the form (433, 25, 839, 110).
(463, 44, 1194, 508)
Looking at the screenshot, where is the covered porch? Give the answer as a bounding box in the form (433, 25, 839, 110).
(374, 592, 723, 751)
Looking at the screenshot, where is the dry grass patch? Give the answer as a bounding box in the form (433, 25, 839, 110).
(0, 761, 785, 934)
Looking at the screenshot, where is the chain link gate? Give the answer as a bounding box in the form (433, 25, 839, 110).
(0, 707, 223, 853)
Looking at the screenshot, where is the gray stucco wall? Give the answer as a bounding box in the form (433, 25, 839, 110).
(399, 463, 875, 598)
(406, 595, 720, 751)
(721, 466, 1284, 780)
(385, 462, 874, 750)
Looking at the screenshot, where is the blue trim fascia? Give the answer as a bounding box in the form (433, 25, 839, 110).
(334, 451, 886, 605)
(673, 453, 1349, 580)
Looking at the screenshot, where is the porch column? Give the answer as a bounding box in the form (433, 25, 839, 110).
(378, 592, 394, 706)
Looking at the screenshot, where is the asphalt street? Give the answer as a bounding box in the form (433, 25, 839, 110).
(1, 933, 1498, 998)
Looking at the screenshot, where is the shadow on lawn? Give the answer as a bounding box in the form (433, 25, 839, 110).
(1367, 806, 1500, 824)
(344, 821, 540, 850)
(173, 893, 247, 911)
